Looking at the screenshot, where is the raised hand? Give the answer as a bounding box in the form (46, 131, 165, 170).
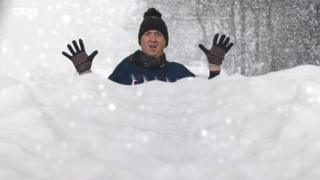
(62, 39, 98, 74)
(199, 34, 233, 65)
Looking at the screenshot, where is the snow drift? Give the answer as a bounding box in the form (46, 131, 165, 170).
(1, 65, 320, 180)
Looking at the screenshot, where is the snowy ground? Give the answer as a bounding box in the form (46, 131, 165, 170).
(1, 0, 320, 179)
(1, 65, 320, 180)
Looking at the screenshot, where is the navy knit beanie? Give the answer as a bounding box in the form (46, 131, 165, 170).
(138, 8, 169, 46)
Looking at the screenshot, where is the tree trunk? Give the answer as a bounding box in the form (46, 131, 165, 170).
(229, 0, 238, 72)
(239, 0, 247, 74)
(195, 2, 208, 44)
(316, 3, 320, 46)
(254, 6, 261, 65)
(267, 0, 276, 72)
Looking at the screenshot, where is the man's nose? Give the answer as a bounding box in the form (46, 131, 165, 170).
(149, 34, 157, 41)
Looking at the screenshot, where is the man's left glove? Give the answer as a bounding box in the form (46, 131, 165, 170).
(199, 34, 233, 66)
(62, 39, 98, 74)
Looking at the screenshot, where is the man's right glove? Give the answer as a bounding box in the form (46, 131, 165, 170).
(62, 39, 98, 74)
(199, 34, 233, 66)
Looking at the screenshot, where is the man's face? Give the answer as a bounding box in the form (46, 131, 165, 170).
(140, 30, 166, 58)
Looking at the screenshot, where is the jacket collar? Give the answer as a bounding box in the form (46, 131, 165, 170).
(130, 50, 168, 70)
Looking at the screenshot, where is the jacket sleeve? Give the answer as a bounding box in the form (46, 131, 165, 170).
(208, 71, 220, 79)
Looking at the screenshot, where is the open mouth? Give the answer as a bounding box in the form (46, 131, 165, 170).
(149, 45, 157, 49)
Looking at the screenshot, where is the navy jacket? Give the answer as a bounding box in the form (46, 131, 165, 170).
(108, 52, 219, 85)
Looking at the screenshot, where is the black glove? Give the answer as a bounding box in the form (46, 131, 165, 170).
(62, 39, 98, 74)
(199, 34, 233, 65)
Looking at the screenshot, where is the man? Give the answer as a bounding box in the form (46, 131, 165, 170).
(62, 8, 233, 85)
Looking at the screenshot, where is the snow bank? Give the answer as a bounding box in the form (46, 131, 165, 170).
(1, 65, 320, 180)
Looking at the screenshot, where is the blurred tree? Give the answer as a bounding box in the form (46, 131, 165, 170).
(142, 0, 320, 76)
(0, 0, 7, 25)
(0, 0, 10, 38)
